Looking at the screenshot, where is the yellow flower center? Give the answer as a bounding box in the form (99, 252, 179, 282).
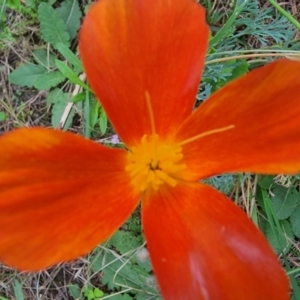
(125, 134, 186, 192)
(125, 90, 235, 193)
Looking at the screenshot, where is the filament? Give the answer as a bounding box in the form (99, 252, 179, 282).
(176, 125, 235, 147)
(145, 91, 158, 166)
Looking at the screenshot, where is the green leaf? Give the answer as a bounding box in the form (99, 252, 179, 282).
(90, 100, 100, 129)
(55, 59, 91, 90)
(56, 0, 82, 40)
(109, 230, 141, 255)
(46, 88, 64, 105)
(99, 108, 108, 134)
(100, 252, 137, 290)
(265, 220, 294, 254)
(38, 2, 70, 47)
(205, 174, 236, 195)
(0, 112, 7, 121)
(290, 204, 300, 238)
(94, 288, 104, 298)
(110, 294, 133, 300)
(84, 287, 95, 300)
(256, 186, 266, 212)
(51, 92, 75, 130)
(94, 249, 155, 294)
(271, 186, 299, 220)
(134, 248, 152, 273)
(229, 59, 249, 81)
(70, 92, 86, 103)
(9, 63, 47, 87)
(7, 0, 21, 10)
(84, 92, 91, 138)
(68, 284, 81, 299)
(34, 71, 65, 90)
(33, 49, 56, 69)
(136, 292, 161, 300)
(13, 279, 24, 300)
(250, 201, 258, 227)
(55, 43, 83, 73)
(209, 0, 248, 47)
(258, 175, 275, 189)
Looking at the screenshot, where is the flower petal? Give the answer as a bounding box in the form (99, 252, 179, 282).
(175, 60, 300, 179)
(79, 0, 209, 146)
(142, 183, 289, 300)
(0, 128, 140, 271)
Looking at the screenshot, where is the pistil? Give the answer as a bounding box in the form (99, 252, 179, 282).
(125, 135, 186, 192)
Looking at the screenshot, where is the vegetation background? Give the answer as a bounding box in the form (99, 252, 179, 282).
(1, 0, 300, 299)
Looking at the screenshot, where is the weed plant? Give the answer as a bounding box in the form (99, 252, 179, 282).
(1, 0, 300, 299)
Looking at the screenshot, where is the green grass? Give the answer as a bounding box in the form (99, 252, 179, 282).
(1, 0, 300, 299)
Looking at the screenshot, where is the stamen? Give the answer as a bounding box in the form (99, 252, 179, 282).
(145, 91, 158, 167)
(176, 125, 235, 147)
(126, 134, 186, 192)
(145, 91, 156, 136)
(155, 170, 177, 187)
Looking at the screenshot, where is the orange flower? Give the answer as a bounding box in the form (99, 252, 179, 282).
(1, 0, 300, 298)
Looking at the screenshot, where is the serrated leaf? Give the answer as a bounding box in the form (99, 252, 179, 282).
(111, 294, 133, 300)
(136, 277, 161, 300)
(84, 288, 94, 300)
(90, 248, 157, 296)
(205, 174, 236, 195)
(46, 88, 64, 105)
(33, 49, 56, 69)
(9, 64, 47, 87)
(94, 288, 104, 298)
(230, 59, 249, 81)
(271, 186, 299, 220)
(265, 220, 294, 254)
(34, 71, 65, 90)
(92, 250, 138, 290)
(290, 204, 300, 238)
(101, 258, 136, 290)
(56, 0, 82, 40)
(90, 248, 106, 273)
(103, 252, 155, 293)
(55, 43, 83, 73)
(258, 175, 275, 189)
(134, 248, 152, 273)
(38, 2, 70, 47)
(51, 92, 75, 130)
(136, 292, 161, 300)
(109, 230, 141, 255)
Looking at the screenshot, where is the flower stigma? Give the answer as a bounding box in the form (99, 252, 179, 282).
(126, 135, 187, 192)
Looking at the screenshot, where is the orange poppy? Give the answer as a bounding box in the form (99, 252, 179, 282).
(1, 0, 300, 299)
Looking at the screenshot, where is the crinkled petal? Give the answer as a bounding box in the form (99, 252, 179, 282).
(0, 128, 140, 270)
(142, 183, 289, 300)
(79, 0, 209, 147)
(175, 60, 300, 179)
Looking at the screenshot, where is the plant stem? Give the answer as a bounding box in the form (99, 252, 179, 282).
(268, 0, 300, 31)
(206, 52, 300, 65)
